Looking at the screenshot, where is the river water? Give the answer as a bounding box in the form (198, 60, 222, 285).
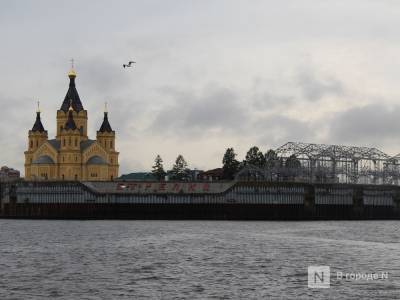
(0, 220, 399, 299)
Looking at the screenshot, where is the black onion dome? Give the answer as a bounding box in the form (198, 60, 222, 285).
(60, 72, 84, 112)
(32, 112, 46, 132)
(99, 112, 113, 132)
(64, 109, 77, 130)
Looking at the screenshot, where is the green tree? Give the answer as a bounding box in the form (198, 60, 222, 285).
(285, 154, 301, 169)
(244, 146, 266, 168)
(222, 147, 240, 179)
(152, 154, 166, 180)
(170, 154, 190, 181)
(265, 149, 279, 169)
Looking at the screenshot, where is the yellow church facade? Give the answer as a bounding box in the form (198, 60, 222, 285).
(24, 69, 119, 181)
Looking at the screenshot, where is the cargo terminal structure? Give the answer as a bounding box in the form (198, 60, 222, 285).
(1, 180, 400, 219)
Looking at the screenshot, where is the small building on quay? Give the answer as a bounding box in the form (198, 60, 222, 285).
(0, 166, 20, 182)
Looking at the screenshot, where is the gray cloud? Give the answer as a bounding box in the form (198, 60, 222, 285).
(250, 67, 347, 112)
(328, 104, 400, 146)
(0, 94, 34, 171)
(148, 86, 250, 136)
(143, 79, 318, 152)
(2, 1, 400, 173)
(297, 69, 346, 102)
(254, 115, 314, 149)
(78, 57, 131, 96)
(252, 91, 294, 111)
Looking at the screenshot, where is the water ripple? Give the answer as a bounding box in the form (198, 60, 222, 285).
(0, 220, 399, 299)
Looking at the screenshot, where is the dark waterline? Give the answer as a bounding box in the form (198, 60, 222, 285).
(0, 220, 399, 299)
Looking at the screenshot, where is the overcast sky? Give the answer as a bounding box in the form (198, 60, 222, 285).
(2, 0, 400, 175)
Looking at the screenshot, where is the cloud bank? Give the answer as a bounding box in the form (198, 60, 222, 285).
(1, 0, 400, 174)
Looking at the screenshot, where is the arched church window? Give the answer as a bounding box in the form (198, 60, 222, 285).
(75, 138, 78, 147)
(110, 141, 113, 148)
(63, 139, 66, 147)
(30, 141, 33, 148)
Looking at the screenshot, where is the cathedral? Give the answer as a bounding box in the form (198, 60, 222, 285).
(24, 67, 119, 181)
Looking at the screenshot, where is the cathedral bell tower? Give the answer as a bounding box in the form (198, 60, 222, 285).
(96, 103, 119, 180)
(56, 67, 88, 140)
(24, 103, 48, 178)
(58, 103, 82, 180)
